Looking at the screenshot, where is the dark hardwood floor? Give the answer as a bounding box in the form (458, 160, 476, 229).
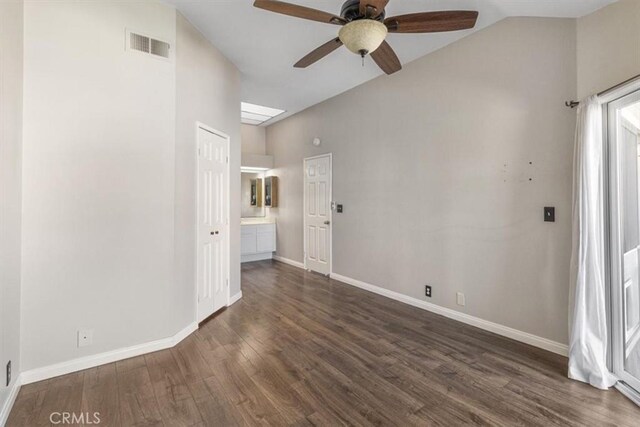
(7, 260, 640, 426)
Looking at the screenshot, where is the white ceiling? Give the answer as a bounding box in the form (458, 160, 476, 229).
(168, 0, 617, 125)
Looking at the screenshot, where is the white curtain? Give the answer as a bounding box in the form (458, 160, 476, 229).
(568, 95, 617, 389)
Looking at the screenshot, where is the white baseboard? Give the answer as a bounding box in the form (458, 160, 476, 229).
(330, 272, 569, 356)
(228, 291, 242, 306)
(241, 252, 273, 263)
(0, 375, 22, 427)
(263, 257, 567, 356)
(273, 255, 305, 269)
(20, 322, 198, 385)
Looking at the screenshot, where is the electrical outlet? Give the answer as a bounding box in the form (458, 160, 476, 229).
(425, 285, 432, 298)
(78, 329, 93, 348)
(456, 292, 466, 307)
(6, 360, 11, 387)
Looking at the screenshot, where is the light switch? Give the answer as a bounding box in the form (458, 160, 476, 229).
(544, 207, 555, 222)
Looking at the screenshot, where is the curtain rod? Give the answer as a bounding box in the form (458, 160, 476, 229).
(565, 73, 640, 109)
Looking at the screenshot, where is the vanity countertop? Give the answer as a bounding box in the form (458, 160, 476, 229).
(241, 217, 276, 225)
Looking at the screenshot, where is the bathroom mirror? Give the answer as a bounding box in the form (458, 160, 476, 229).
(264, 176, 278, 208)
(241, 172, 265, 217)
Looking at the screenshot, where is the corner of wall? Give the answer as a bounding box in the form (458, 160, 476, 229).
(241, 124, 267, 155)
(0, 0, 23, 422)
(576, 0, 640, 99)
(175, 5, 242, 315)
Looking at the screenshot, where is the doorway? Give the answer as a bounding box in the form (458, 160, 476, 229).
(196, 123, 230, 322)
(608, 89, 640, 402)
(303, 154, 332, 275)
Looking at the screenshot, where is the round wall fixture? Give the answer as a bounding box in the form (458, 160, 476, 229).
(312, 137, 321, 147)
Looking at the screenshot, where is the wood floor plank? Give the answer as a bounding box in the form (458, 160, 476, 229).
(116, 355, 147, 374)
(31, 372, 85, 427)
(145, 350, 192, 401)
(145, 349, 203, 426)
(200, 319, 262, 377)
(5, 390, 47, 427)
(189, 377, 245, 426)
(116, 365, 163, 426)
(171, 335, 216, 385)
(7, 260, 640, 426)
(191, 328, 229, 368)
(15, 379, 49, 397)
(82, 364, 121, 427)
(209, 358, 288, 426)
(243, 345, 318, 425)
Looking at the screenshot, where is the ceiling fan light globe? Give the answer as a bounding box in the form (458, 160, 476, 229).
(338, 19, 388, 56)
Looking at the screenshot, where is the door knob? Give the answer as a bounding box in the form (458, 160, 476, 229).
(210, 231, 219, 235)
(324, 221, 330, 225)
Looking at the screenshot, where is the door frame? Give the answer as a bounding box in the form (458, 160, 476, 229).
(604, 79, 640, 404)
(195, 122, 231, 322)
(302, 153, 333, 274)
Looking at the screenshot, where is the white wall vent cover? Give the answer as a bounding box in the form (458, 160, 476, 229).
(127, 30, 171, 60)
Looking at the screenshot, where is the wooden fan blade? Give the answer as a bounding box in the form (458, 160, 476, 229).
(294, 38, 343, 68)
(359, 0, 389, 18)
(385, 11, 478, 33)
(254, 0, 345, 25)
(370, 40, 401, 75)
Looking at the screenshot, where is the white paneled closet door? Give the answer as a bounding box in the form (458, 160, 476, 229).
(197, 125, 228, 322)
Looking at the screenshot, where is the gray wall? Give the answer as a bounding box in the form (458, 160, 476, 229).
(175, 11, 242, 325)
(21, 1, 178, 370)
(266, 18, 577, 344)
(0, 0, 23, 414)
(20, 1, 241, 372)
(577, 0, 640, 99)
(241, 124, 266, 155)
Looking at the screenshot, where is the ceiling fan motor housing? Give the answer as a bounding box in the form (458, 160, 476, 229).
(340, 0, 385, 22)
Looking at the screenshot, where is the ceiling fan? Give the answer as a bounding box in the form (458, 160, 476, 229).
(253, 0, 479, 75)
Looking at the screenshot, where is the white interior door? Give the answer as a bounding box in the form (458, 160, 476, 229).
(197, 125, 228, 322)
(304, 154, 332, 275)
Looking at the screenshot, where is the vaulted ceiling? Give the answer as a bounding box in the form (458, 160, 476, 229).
(168, 0, 616, 124)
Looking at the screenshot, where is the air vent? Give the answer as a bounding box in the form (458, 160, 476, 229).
(129, 33, 150, 53)
(150, 39, 170, 58)
(128, 31, 170, 59)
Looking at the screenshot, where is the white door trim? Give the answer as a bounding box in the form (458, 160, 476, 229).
(195, 122, 230, 322)
(303, 153, 333, 274)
